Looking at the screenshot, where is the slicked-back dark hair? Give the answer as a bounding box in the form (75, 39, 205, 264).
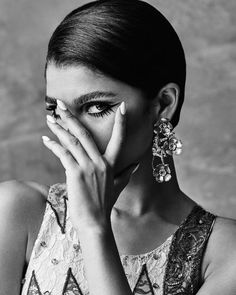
(45, 0, 186, 127)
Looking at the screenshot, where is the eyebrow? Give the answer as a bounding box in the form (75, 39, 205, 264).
(45, 91, 118, 106)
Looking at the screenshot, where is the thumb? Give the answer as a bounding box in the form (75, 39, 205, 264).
(114, 163, 140, 195)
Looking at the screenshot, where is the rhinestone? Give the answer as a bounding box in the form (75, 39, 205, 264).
(187, 255, 192, 261)
(153, 283, 160, 289)
(199, 219, 203, 224)
(51, 258, 59, 265)
(182, 282, 187, 288)
(153, 253, 160, 260)
(40, 241, 47, 247)
(178, 273, 183, 278)
(73, 243, 80, 251)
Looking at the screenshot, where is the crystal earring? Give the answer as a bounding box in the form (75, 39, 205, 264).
(152, 117, 183, 183)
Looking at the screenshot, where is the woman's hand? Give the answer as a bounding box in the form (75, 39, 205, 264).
(42, 100, 139, 234)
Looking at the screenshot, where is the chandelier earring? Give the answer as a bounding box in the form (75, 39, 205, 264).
(152, 117, 183, 183)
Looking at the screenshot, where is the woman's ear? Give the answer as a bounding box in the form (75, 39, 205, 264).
(155, 83, 180, 122)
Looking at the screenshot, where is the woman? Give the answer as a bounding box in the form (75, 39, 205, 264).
(1, 0, 236, 294)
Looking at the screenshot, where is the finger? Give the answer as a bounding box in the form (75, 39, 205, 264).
(46, 115, 90, 168)
(57, 99, 102, 164)
(42, 136, 78, 173)
(103, 101, 126, 167)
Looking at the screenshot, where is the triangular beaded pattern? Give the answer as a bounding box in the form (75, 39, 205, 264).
(46, 183, 68, 234)
(26, 270, 43, 295)
(62, 267, 84, 295)
(133, 264, 155, 295)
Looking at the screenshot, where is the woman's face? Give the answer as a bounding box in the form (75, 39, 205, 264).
(46, 64, 159, 176)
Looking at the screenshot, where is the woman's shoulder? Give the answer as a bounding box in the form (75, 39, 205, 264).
(0, 180, 51, 265)
(23, 180, 50, 198)
(204, 213, 236, 278)
(0, 179, 49, 236)
(0, 179, 49, 213)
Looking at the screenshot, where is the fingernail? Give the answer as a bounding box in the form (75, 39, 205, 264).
(57, 99, 67, 110)
(131, 163, 140, 174)
(46, 114, 56, 123)
(42, 135, 50, 141)
(120, 101, 126, 115)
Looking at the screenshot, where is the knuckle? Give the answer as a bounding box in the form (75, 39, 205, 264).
(99, 159, 109, 172)
(87, 164, 96, 175)
(69, 136, 80, 146)
(66, 167, 82, 178)
(63, 149, 71, 157)
(50, 140, 56, 146)
(79, 128, 91, 139)
(64, 112, 74, 119)
(74, 168, 84, 178)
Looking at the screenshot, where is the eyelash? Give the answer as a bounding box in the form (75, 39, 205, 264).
(82, 101, 115, 118)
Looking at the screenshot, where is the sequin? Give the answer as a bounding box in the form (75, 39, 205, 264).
(153, 253, 160, 260)
(51, 258, 59, 265)
(73, 243, 80, 251)
(153, 283, 160, 288)
(182, 282, 187, 288)
(187, 255, 192, 261)
(40, 241, 47, 247)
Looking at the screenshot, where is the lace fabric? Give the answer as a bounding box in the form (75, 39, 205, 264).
(120, 234, 174, 292)
(20, 182, 216, 295)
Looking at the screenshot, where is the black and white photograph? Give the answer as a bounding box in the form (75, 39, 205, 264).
(0, 0, 236, 294)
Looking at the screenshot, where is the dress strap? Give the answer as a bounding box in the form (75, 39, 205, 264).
(46, 182, 68, 234)
(163, 204, 216, 294)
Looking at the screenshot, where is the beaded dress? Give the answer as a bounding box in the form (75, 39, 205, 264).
(20, 182, 216, 295)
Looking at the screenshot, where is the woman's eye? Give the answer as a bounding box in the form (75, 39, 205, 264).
(82, 102, 116, 118)
(45, 104, 60, 119)
(45, 101, 117, 119)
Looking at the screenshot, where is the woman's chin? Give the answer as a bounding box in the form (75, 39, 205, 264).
(114, 163, 138, 178)
(114, 166, 127, 178)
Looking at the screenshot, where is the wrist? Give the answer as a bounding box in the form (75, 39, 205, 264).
(77, 224, 115, 253)
(76, 221, 113, 237)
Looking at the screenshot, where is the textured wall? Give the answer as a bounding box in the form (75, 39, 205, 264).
(0, 0, 236, 218)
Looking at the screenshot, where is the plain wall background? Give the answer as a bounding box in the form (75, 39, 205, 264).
(0, 0, 236, 218)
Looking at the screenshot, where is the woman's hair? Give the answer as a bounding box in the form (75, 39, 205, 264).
(45, 0, 186, 128)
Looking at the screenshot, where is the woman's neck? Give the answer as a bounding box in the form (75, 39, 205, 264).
(112, 151, 194, 223)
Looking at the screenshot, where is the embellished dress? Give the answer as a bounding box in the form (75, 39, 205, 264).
(20, 182, 217, 295)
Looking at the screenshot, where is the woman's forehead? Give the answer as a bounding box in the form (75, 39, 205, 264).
(46, 64, 100, 83)
(46, 64, 146, 104)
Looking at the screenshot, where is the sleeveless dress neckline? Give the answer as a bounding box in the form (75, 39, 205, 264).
(119, 203, 200, 258)
(119, 235, 174, 259)
(51, 182, 200, 259)
(20, 182, 217, 295)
